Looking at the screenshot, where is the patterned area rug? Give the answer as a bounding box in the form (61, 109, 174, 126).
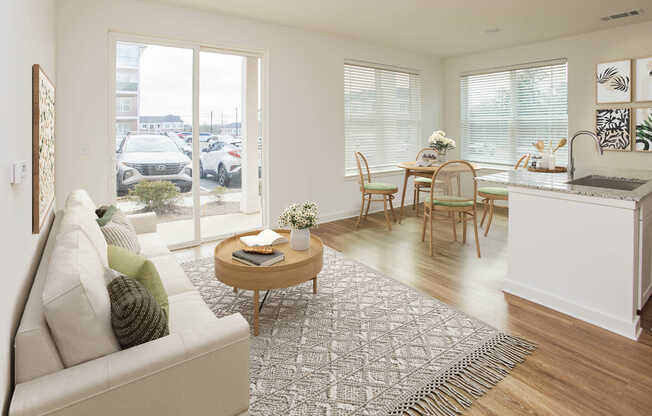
(181, 247, 535, 415)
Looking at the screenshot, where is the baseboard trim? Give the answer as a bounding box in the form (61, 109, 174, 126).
(318, 198, 417, 225)
(504, 278, 641, 340)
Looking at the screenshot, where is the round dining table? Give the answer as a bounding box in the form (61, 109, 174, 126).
(396, 161, 476, 223)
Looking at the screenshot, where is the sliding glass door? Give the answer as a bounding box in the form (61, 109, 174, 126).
(199, 50, 262, 241)
(112, 37, 264, 249)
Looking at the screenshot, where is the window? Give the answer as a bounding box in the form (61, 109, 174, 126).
(116, 97, 132, 113)
(460, 60, 568, 166)
(344, 63, 422, 175)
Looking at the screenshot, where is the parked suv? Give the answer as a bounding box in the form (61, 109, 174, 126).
(200, 140, 241, 187)
(116, 134, 192, 195)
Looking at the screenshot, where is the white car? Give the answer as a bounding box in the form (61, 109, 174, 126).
(200, 141, 241, 186)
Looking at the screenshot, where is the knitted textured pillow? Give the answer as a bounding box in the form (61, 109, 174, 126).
(108, 276, 169, 349)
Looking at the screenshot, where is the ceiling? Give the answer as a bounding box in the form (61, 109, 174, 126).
(145, 0, 652, 57)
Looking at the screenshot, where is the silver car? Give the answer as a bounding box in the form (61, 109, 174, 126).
(116, 135, 192, 195)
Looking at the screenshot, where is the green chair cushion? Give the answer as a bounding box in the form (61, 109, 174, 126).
(478, 187, 508, 197)
(364, 182, 398, 191)
(108, 245, 169, 320)
(414, 177, 432, 184)
(425, 196, 474, 207)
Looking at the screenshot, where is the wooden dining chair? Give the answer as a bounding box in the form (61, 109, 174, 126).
(412, 148, 446, 216)
(354, 152, 399, 231)
(422, 160, 481, 258)
(478, 154, 529, 237)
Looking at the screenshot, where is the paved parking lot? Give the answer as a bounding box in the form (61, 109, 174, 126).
(200, 176, 241, 192)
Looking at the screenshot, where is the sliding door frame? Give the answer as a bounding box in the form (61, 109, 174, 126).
(107, 32, 270, 250)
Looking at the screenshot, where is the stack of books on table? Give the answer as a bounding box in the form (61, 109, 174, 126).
(232, 249, 285, 266)
(232, 229, 286, 266)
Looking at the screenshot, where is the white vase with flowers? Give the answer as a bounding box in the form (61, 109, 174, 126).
(278, 201, 319, 251)
(428, 130, 456, 162)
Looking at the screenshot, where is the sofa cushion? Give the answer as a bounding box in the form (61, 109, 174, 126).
(14, 213, 65, 384)
(149, 255, 196, 296)
(137, 232, 170, 258)
(59, 205, 109, 267)
(43, 229, 120, 367)
(167, 291, 218, 333)
(108, 245, 169, 319)
(65, 189, 97, 212)
(108, 276, 169, 349)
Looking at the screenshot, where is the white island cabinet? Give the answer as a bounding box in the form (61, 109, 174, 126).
(478, 169, 652, 340)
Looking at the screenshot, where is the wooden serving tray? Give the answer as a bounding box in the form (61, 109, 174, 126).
(528, 166, 567, 173)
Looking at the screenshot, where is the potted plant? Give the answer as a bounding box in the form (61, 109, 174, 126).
(428, 130, 456, 162)
(279, 201, 319, 250)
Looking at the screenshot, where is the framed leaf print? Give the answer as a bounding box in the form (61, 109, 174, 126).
(32, 64, 55, 233)
(634, 56, 652, 102)
(635, 108, 652, 152)
(596, 108, 631, 151)
(596, 60, 631, 104)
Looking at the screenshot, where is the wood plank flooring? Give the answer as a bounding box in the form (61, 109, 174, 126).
(174, 207, 652, 416)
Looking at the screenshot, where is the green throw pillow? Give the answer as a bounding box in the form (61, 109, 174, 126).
(107, 245, 169, 319)
(108, 276, 169, 349)
(96, 205, 118, 227)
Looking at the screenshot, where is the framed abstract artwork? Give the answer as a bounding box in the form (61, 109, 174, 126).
(634, 56, 652, 102)
(595, 108, 631, 151)
(32, 64, 55, 234)
(596, 60, 631, 104)
(635, 108, 652, 152)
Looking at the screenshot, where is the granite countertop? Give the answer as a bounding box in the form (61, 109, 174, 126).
(476, 168, 652, 202)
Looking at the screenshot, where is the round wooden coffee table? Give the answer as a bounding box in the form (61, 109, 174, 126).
(214, 229, 323, 335)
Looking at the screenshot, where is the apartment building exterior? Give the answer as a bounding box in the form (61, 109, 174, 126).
(115, 43, 145, 139)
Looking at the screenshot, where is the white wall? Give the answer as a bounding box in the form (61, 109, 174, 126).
(56, 0, 443, 225)
(444, 21, 652, 173)
(0, 0, 57, 412)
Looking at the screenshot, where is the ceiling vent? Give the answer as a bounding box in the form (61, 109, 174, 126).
(601, 9, 643, 21)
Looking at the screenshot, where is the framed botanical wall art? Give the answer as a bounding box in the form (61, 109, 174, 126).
(635, 56, 652, 102)
(32, 64, 55, 234)
(596, 60, 631, 104)
(635, 108, 652, 152)
(595, 108, 631, 151)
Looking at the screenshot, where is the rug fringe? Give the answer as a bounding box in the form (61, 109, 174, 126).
(388, 333, 536, 415)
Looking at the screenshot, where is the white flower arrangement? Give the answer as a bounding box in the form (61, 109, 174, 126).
(428, 130, 456, 153)
(279, 201, 319, 230)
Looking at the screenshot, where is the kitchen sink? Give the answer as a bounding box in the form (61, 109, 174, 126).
(566, 175, 647, 191)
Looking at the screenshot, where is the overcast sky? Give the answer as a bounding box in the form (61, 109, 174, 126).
(138, 44, 244, 126)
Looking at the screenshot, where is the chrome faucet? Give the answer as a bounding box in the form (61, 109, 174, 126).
(569, 130, 603, 178)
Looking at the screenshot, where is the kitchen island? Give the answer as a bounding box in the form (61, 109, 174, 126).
(478, 168, 652, 339)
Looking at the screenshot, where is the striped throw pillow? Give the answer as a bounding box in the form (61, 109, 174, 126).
(98, 208, 141, 253)
(108, 276, 169, 349)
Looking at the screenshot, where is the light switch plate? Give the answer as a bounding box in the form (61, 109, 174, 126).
(10, 161, 28, 184)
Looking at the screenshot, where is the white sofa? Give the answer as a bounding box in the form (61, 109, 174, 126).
(10, 190, 250, 416)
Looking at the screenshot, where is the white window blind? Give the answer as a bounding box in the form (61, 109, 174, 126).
(344, 63, 422, 175)
(460, 61, 568, 166)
